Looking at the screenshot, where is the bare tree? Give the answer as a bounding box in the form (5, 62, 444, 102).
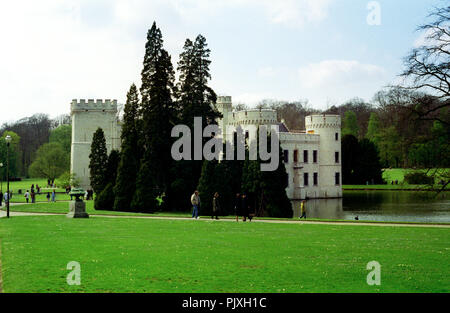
(399, 6, 450, 123)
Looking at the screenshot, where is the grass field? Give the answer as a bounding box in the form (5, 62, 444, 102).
(0, 178, 65, 193)
(0, 215, 448, 293)
(343, 168, 450, 190)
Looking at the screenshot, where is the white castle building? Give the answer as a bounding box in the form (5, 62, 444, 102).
(70, 96, 342, 200)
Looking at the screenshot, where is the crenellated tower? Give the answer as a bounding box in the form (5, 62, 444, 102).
(305, 115, 342, 198)
(70, 99, 122, 189)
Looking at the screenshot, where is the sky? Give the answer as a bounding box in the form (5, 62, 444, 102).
(0, 0, 445, 125)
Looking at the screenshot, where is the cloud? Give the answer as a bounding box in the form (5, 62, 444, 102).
(166, 0, 333, 28)
(298, 60, 388, 108)
(299, 60, 386, 88)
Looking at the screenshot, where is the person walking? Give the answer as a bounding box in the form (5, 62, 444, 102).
(234, 193, 241, 222)
(241, 193, 250, 222)
(300, 200, 307, 219)
(212, 192, 221, 220)
(51, 189, 56, 202)
(191, 190, 200, 220)
(3, 191, 9, 206)
(32, 190, 37, 203)
(46, 192, 50, 202)
(24, 190, 30, 203)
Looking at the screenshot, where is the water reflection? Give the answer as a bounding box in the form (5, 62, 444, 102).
(292, 191, 450, 223)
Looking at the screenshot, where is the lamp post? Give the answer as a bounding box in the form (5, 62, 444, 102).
(5, 135, 12, 218)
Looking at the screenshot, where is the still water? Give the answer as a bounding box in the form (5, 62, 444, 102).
(292, 191, 450, 223)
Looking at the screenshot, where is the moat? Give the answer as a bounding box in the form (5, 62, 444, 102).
(292, 190, 450, 223)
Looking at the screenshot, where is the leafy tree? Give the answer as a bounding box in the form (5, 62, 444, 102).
(365, 112, 381, 144)
(0, 131, 21, 179)
(89, 128, 108, 195)
(377, 126, 402, 168)
(0, 114, 51, 176)
(49, 124, 71, 155)
(28, 142, 69, 180)
(56, 171, 80, 188)
(114, 84, 141, 211)
(342, 110, 359, 138)
(132, 22, 177, 212)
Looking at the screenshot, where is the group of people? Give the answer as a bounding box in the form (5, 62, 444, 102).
(24, 184, 56, 203)
(190, 190, 309, 221)
(189, 190, 254, 222)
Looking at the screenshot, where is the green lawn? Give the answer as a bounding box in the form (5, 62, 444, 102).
(0, 178, 65, 193)
(382, 168, 449, 184)
(0, 215, 448, 293)
(343, 168, 450, 190)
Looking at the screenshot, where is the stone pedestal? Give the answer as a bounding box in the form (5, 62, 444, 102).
(67, 200, 89, 218)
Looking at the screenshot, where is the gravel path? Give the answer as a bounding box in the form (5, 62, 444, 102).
(1, 209, 449, 228)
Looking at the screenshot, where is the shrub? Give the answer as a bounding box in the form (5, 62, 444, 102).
(94, 183, 115, 211)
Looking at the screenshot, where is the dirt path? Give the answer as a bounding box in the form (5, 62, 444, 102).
(1, 210, 449, 228)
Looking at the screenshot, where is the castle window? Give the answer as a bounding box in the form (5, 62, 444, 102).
(304, 173, 309, 186)
(335, 133, 339, 141)
(303, 150, 308, 163)
(293, 150, 298, 163)
(245, 131, 249, 140)
(313, 173, 318, 186)
(313, 150, 318, 163)
(335, 172, 340, 185)
(335, 151, 339, 163)
(283, 150, 289, 163)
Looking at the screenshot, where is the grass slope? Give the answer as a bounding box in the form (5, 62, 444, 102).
(0, 216, 448, 293)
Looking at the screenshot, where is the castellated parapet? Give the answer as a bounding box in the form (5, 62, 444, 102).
(71, 99, 118, 113)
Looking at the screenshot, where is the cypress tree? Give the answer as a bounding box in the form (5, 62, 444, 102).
(197, 160, 218, 215)
(170, 34, 221, 211)
(95, 149, 120, 211)
(114, 84, 140, 211)
(132, 22, 177, 212)
(89, 127, 108, 195)
(260, 136, 292, 218)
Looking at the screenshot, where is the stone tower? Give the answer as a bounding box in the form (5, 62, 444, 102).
(70, 99, 122, 190)
(305, 115, 342, 198)
(216, 96, 232, 141)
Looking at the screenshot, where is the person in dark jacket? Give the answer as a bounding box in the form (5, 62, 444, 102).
(212, 192, 220, 220)
(234, 193, 241, 222)
(241, 193, 250, 222)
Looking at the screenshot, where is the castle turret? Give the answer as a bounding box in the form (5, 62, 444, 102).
(216, 96, 232, 141)
(305, 115, 342, 198)
(71, 99, 121, 189)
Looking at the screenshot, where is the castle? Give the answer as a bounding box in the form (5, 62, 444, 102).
(71, 96, 342, 200)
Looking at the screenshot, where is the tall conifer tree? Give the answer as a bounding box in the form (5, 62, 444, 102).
(132, 22, 177, 212)
(114, 84, 140, 211)
(89, 127, 108, 195)
(170, 34, 221, 211)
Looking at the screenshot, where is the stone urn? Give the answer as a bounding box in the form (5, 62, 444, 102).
(66, 188, 89, 218)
